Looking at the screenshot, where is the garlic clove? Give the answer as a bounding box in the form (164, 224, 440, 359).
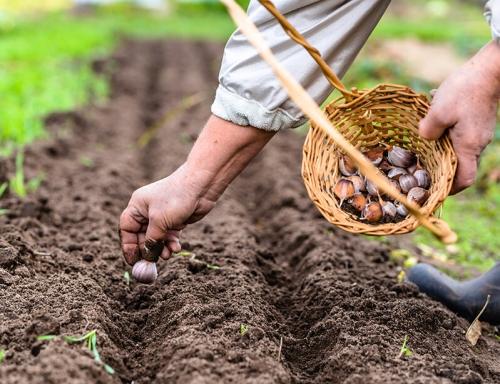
(361, 202, 383, 223)
(395, 202, 409, 217)
(365, 179, 380, 196)
(387, 146, 417, 168)
(381, 200, 397, 219)
(346, 175, 366, 193)
(407, 187, 429, 206)
(132, 259, 158, 284)
(387, 167, 408, 180)
(363, 147, 385, 166)
(339, 155, 357, 176)
(414, 169, 431, 189)
(389, 179, 402, 194)
(348, 193, 366, 212)
(398, 174, 418, 194)
(334, 178, 355, 204)
(379, 159, 392, 173)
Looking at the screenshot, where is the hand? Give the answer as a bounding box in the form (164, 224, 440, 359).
(119, 115, 274, 267)
(419, 42, 500, 194)
(119, 165, 216, 265)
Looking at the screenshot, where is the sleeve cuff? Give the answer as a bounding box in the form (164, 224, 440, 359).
(211, 85, 307, 132)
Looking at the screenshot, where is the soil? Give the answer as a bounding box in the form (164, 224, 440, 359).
(1, 39, 499, 384)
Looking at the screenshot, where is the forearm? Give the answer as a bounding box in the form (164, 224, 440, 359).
(184, 115, 275, 202)
(474, 41, 500, 98)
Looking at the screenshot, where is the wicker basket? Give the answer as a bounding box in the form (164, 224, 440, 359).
(303, 85, 457, 235)
(222, 0, 458, 242)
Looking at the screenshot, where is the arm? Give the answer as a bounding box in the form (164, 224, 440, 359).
(120, 115, 274, 264)
(119, 0, 391, 267)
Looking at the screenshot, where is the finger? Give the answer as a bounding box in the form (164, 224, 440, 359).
(165, 230, 181, 253)
(119, 209, 144, 265)
(144, 216, 168, 261)
(160, 246, 172, 260)
(450, 149, 479, 194)
(419, 98, 456, 140)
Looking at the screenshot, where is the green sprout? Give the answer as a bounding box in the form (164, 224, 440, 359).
(239, 324, 249, 336)
(398, 335, 413, 359)
(79, 156, 94, 168)
(206, 263, 221, 270)
(0, 182, 8, 198)
(174, 250, 193, 257)
(0, 349, 6, 364)
(37, 335, 57, 341)
(37, 331, 114, 375)
(0, 209, 8, 217)
(8, 151, 43, 198)
(123, 271, 130, 286)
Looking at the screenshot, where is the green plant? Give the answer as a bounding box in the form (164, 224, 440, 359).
(8, 151, 43, 198)
(239, 324, 249, 336)
(0, 349, 5, 364)
(123, 271, 130, 286)
(37, 330, 114, 374)
(0, 182, 8, 198)
(79, 156, 94, 168)
(398, 335, 413, 358)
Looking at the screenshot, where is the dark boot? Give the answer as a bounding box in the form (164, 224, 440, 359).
(407, 263, 500, 325)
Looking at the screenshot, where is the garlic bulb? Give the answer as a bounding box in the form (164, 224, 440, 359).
(132, 260, 158, 284)
(398, 174, 418, 194)
(387, 146, 416, 168)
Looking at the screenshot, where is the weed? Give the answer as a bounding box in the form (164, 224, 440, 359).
(37, 330, 114, 375)
(8, 151, 43, 198)
(239, 324, 249, 336)
(398, 335, 413, 359)
(0, 349, 5, 364)
(123, 271, 130, 286)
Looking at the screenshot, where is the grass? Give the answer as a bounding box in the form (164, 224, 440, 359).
(0, 5, 235, 154)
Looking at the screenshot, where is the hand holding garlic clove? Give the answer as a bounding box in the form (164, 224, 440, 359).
(334, 146, 432, 224)
(131, 239, 164, 284)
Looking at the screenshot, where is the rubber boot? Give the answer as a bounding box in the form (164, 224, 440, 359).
(407, 263, 500, 325)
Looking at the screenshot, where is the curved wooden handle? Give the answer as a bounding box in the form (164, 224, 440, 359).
(258, 0, 354, 98)
(220, 0, 457, 244)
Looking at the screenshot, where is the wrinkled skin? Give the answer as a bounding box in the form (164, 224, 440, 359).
(419, 41, 500, 194)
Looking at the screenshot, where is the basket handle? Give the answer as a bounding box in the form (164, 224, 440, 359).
(258, 0, 354, 99)
(220, 0, 457, 244)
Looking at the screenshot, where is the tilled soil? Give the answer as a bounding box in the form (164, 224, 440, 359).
(1, 39, 499, 384)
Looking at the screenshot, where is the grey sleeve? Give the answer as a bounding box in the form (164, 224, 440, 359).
(485, 0, 500, 42)
(211, 0, 391, 131)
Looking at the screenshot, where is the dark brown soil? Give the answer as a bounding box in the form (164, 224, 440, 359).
(1, 39, 499, 384)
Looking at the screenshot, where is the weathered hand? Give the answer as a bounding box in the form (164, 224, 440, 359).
(119, 165, 216, 265)
(419, 42, 500, 194)
(119, 115, 274, 268)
